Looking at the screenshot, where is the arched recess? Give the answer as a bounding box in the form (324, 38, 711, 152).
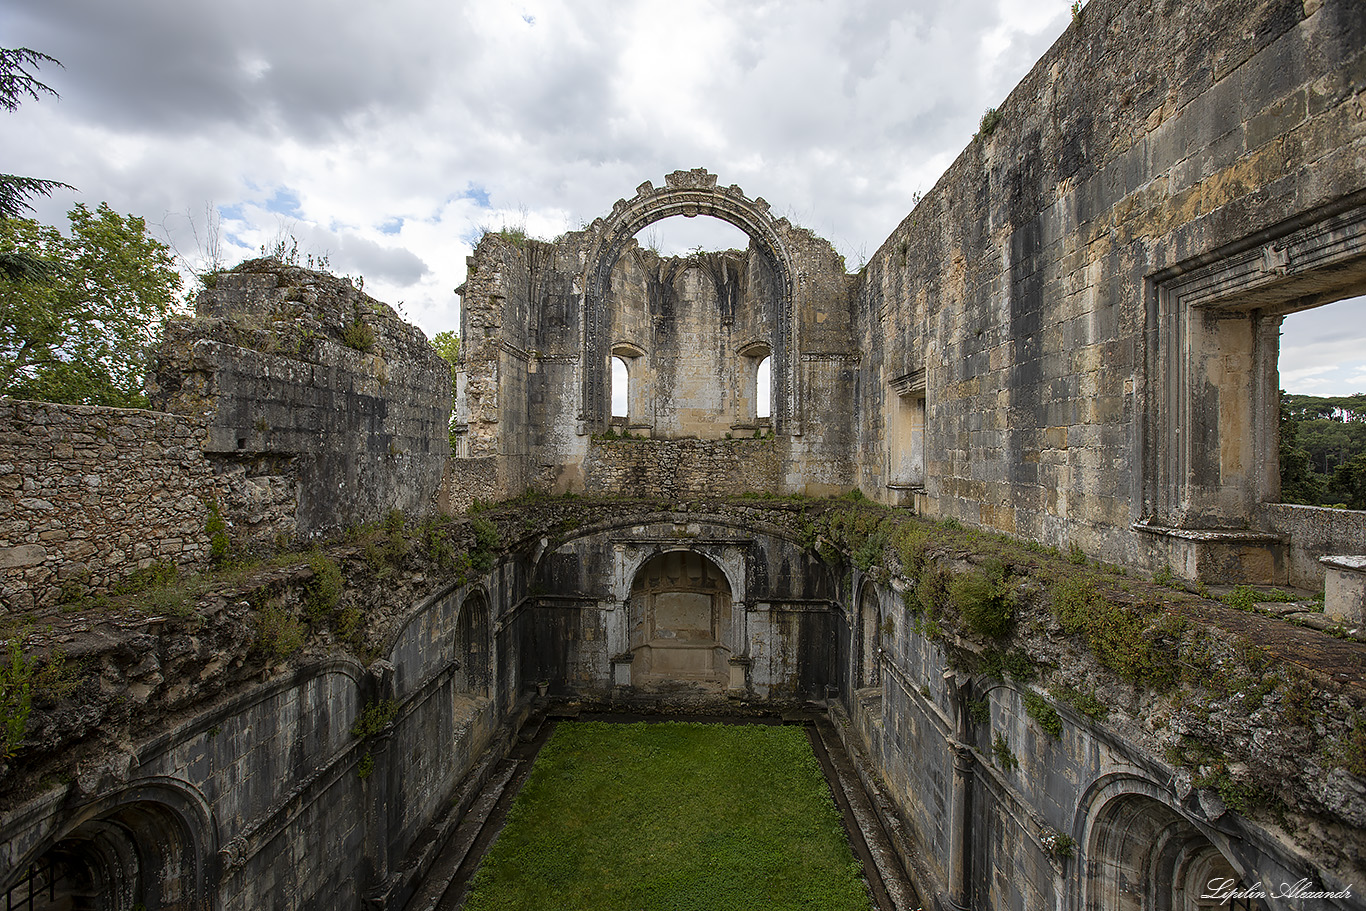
(1077, 777, 1265, 911)
(580, 169, 796, 433)
(455, 591, 492, 696)
(856, 579, 882, 689)
(628, 550, 734, 689)
(2, 779, 217, 911)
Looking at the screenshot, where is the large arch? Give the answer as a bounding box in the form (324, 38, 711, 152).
(1075, 775, 1265, 911)
(2, 778, 218, 911)
(579, 169, 797, 433)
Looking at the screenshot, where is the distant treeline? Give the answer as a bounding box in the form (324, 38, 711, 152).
(1280, 392, 1366, 509)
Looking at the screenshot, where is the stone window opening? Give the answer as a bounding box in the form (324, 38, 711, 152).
(611, 356, 629, 422)
(610, 343, 648, 435)
(887, 370, 927, 501)
(1141, 202, 1366, 586)
(734, 343, 772, 434)
(1277, 292, 1366, 504)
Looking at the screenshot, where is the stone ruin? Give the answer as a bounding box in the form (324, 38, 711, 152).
(2, 0, 1366, 908)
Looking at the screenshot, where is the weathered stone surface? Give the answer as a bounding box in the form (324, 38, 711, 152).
(150, 258, 451, 538)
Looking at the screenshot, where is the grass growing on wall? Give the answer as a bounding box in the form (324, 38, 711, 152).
(463, 721, 872, 911)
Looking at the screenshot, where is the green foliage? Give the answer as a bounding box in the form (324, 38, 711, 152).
(469, 515, 501, 573)
(980, 646, 1035, 682)
(1051, 575, 1180, 689)
(1023, 691, 1063, 738)
(351, 699, 398, 738)
(1221, 585, 1297, 612)
(1050, 683, 1109, 721)
(1279, 392, 1366, 507)
(967, 697, 990, 725)
(205, 499, 231, 566)
(431, 329, 459, 378)
(112, 560, 178, 596)
(304, 553, 343, 621)
(357, 751, 375, 779)
(0, 636, 33, 759)
(1, 48, 75, 282)
(978, 107, 1003, 139)
(991, 732, 1018, 770)
(463, 722, 871, 911)
(341, 314, 375, 352)
(0, 202, 183, 405)
(950, 559, 1015, 639)
(1342, 713, 1366, 777)
(256, 602, 305, 658)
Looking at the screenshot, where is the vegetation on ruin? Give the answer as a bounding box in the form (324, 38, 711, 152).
(4, 490, 1362, 828)
(791, 490, 1363, 821)
(463, 721, 871, 911)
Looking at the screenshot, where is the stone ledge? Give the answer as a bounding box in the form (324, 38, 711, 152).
(1134, 522, 1288, 585)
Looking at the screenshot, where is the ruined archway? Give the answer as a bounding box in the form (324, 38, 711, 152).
(857, 579, 882, 689)
(627, 549, 734, 690)
(2, 781, 217, 911)
(580, 169, 796, 433)
(1078, 780, 1264, 911)
(455, 591, 492, 695)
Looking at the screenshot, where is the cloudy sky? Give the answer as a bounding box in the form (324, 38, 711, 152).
(3, 0, 1362, 395)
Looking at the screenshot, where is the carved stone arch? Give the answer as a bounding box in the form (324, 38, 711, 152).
(456, 588, 493, 695)
(856, 578, 883, 688)
(3, 777, 219, 910)
(625, 547, 736, 689)
(1073, 773, 1265, 911)
(580, 169, 797, 432)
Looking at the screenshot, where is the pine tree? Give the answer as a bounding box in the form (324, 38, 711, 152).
(1, 47, 75, 281)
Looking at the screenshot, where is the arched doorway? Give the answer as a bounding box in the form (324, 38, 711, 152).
(455, 592, 491, 696)
(857, 580, 882, 689)
(628, 550, 734, 689)
(3, 791, 214, 911)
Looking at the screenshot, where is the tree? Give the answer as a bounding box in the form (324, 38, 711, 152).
(431, 329, 460, 372)
(1, 48, 74, 281)
(1328, 452, 1366, 511)
(0, 203, 182, 407)
(1279, 392, 1323, 505)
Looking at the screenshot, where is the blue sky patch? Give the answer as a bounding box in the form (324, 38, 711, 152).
(264, 187, 303, 218)
(461, 183, 492, 208)
(380, 217, 404, 235)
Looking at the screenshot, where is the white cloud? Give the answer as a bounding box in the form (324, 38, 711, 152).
(1, 0, 1085, 342)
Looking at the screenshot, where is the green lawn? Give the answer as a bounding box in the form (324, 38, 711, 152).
(462, 721, 873, 911)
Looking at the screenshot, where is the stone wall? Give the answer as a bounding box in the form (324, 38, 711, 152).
(455, 171, 859, 500)
(1261, 501, 1366, 589)
(851, 0, 1366, 581)
(437, 456, 501, 513)
(0, 399, 294, 610)
(151, 259, 451, 538)
(582, 438, 780, 499)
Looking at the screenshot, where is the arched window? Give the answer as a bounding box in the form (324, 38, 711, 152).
(611, 356, 629, 420)
(756, 355, 771, 419)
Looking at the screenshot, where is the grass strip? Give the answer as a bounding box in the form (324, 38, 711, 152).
(463, 721, 872, 911)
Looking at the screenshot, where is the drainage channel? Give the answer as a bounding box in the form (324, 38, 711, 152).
(406, 704, 924, 911)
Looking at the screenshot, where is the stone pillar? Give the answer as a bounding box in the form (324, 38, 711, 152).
(946, 742, 975, 911)
(361, 661, 397, 905)
(943, 671, 974, 911)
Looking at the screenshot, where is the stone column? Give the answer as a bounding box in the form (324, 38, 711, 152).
(946, 742, 975, 911)
(943, 671, 974, 911)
